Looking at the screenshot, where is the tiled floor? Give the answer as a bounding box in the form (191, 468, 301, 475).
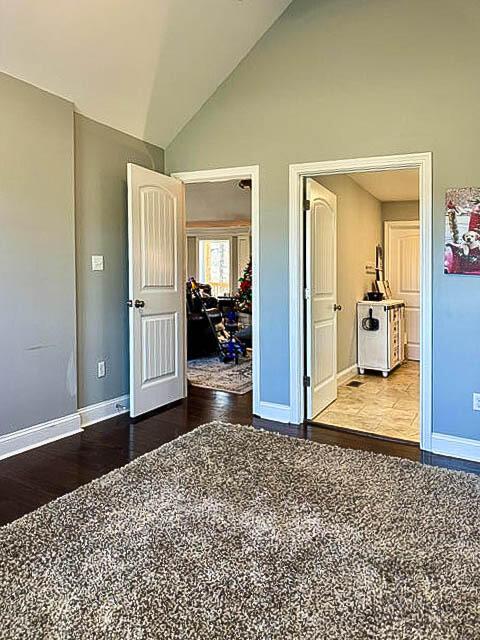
(313, 360, 420, 442)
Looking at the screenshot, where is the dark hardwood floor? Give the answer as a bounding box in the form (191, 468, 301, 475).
(1, 384, 479, 526)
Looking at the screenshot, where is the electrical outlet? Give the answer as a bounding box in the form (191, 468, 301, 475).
(91, 255, 104, 271)
(473, 393, 480, 411)
(97, 361, 106, 378)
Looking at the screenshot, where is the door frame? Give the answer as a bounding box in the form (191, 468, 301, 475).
(288, 153, 433, 452)
(172, 165, 260, 418)
(384, 220, 421, 361)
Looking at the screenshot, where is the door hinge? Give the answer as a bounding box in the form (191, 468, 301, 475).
(303, 375, 311, 387)
(303, 199, 311, 211)
(304, 288, 310, 300)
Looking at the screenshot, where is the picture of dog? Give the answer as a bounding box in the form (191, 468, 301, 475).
(461, 231, 480, 255)
(447, 231, 480, 256)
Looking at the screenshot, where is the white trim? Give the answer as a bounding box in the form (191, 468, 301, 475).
(258, 401, 291, 423)
(79, 395, 130, 428)
(431, 433, 480, 463)
(0, 414, 82, 461)
(172, 166, 260, 418)
(337, 364, 358, 386)
(187, 225, 251, 237)
(289, 153, 433, 452)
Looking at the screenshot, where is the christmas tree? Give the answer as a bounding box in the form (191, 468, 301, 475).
(236, 258, 252, 313)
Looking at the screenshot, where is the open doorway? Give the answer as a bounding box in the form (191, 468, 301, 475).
(184, 179, 252, 394)
(305, 169, 420, 442)
(127, 164, 259, 420)
(288, 153, 432, 450)
(173, 166, 260, 416)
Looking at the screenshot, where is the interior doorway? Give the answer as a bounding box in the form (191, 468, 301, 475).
(127, 164, 259, 420)
(173, 166, 260, 417)
(289, 153, 432, 451)
(305, 170, 420, 442)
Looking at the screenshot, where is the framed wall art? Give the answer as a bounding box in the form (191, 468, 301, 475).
(444, 187, 480, 275)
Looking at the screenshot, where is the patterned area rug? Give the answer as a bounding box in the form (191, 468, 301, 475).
(187, 354, 252, 394)
(1, 422, 480, 638)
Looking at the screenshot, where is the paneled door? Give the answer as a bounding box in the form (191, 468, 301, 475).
(305, 179, 338, 420)
(127, 163, 186, 417)
(385, 221, 420, 360)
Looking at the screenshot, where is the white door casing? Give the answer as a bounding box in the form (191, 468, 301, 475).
(127, 163, 186, 417)
(305, 179, 338, 420)
(385, 221, 420, 360)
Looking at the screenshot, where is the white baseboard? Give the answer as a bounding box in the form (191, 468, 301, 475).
(257, 401, 292, 424)
(79, 395, 130, 428)
(431, 432, 480, 463)
(0, 413, 82, 461)
(337, 364, 358, 386)
(407, 344, 420, 361)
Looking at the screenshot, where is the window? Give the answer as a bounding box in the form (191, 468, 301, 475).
(198, 238, 231, 297)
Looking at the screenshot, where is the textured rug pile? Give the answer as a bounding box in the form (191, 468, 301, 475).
(1, 422, 480, 639)
(187, 354, 252, 393)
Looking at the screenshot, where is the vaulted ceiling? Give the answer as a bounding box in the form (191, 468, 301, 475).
(0, 0, 291, 147)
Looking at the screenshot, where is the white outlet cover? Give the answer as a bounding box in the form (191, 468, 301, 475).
(97, 361, 106, 378)
(473, 393, 480, 412)
(91, 255, 104, 271)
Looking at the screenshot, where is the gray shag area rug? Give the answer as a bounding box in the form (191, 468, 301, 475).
(1, 422, 480, 639)
(187, 354, 252, 394)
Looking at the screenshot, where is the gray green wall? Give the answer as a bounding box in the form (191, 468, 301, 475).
(166, 0, 480, 440)
(382, 201, 419, 223)
(315, 175, 383, 374)
(0, 73, 76, 435)
(74, 115, 164, 407)
(0, 73, 164, 437)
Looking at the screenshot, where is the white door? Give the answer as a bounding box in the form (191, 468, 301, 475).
(127, 163, 186, 417)
(385, 221, 420, 360)
(305, 179, 338, 420)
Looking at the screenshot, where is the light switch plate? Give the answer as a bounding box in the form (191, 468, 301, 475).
(97, 361, 106, 378)
(91, 255, 104, 271)
(473, 393, 480, 411)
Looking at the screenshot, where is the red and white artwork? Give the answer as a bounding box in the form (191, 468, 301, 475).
(444, 187, 480, 275)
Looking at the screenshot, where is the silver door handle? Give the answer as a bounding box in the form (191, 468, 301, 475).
(333, 304, 342, 311)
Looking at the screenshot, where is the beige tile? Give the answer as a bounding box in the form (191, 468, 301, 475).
(366, 396, 398, 409)
(327, 401, 363, 415)
(337, 386, 353, 398)
(377, 416, 414, 431)
(314, 363, 420, 440)
(376, 389, 411, 401)
(351, 383, 381, 395)
(316, 411, 379, 432)
(393, 398, 419, 412)
(357, 405, 393, 420)
(382, 381, 411, 392)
